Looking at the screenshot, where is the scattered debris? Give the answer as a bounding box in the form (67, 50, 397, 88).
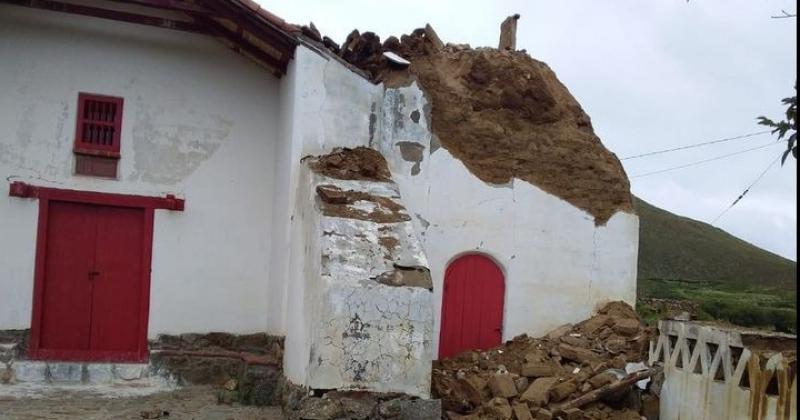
(139, 410, 170, 419)
(432, 302, 657, 419)
(282, 388, 442, 420)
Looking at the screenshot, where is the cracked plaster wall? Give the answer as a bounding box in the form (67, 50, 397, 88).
(378, 82, 639, 356)
(267, 44, 386, 335)
(0, 6, 281, 335)
(282, 165, 433, 397)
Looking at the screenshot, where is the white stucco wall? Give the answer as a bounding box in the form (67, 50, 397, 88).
(0, 6, 281, 336)
(267, 43, 385, 336)
(378, 83, 639, 356)
(282, 165, 433, 397)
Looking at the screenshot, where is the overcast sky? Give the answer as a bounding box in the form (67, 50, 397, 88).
(265, 1, 798, 261)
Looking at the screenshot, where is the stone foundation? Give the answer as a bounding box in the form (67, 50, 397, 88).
(1, 330, 286, 406)
(279, 376, 442, 420)
(149, 332, 284, 406)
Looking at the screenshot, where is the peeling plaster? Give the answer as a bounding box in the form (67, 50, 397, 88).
(129, 101, 231, 184)
(302, 168, 433, 397)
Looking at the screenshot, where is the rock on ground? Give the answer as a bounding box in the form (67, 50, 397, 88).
(431, 301, 655, 419)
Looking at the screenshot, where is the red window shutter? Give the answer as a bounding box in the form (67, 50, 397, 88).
(74, 93, 123, 178)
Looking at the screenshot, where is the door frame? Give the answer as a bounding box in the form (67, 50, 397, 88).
(9, 182, 184, 362)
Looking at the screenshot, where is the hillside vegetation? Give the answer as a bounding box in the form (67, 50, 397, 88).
(634, 196, 797, 333)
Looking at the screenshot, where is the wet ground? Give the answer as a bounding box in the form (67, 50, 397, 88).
(0, 386, 284, 420)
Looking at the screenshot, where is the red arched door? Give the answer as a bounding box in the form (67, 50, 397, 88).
(438, 254, 505, 359)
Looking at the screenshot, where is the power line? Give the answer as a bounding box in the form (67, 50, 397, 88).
(629, 141, 782, 178)
(620, 130, 772, 160)
(711, 153, 783, 224)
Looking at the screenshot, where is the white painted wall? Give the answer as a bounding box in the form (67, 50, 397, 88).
(378, 83, 639, 356)
(651, 321, 797, 420)
(267, 42, 385, 335)
(0, 6, 281, 336)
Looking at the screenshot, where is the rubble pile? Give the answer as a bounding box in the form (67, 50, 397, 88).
(432, 302, 662, 419)
(301, 23, 634, 225)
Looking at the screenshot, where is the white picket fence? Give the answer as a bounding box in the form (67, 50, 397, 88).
(649, 320, 796, 420)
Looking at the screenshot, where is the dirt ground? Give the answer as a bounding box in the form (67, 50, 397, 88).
(0, 386, 284, 420)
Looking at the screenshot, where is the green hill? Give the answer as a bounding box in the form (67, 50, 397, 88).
(635, 196, 796, 290)
(633, 196, 797, 332)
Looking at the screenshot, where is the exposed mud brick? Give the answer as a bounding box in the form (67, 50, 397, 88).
(524, 350, 548, 363)
(578, 315, 611, 336)
(610, 355, 627, 370)
(301, 22, 322, 42)
(315, 185, 411, 223)
(558, 344, 601, 365)
(460, 374, 489, 405)
(588, 371, 618, 389)
(401, 50, 632, 225)
(515, 376, 530, 394)
(548, 380, 577, 402)
(641, 394, 660, 420)
(490, 373, 519, 398)
(424, 24, 444, 52)
(560, 407, 584, 420)
(546, 325, 573, 340)
(521, 362, 559, 378)
(308, 147, 392, 182)
(560, 335, 590, 348)
(521, 377, 558, 405)
(483, 397, 513, 419)
(612, 319, 641, 337)
(598, 301, 640, 320)
(498, 14, 520, 50)
(604, 338, 628, 354)
(512, 402, 534, 420)
(595, 327, 614, 341)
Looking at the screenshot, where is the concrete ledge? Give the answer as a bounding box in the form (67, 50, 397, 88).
(9, 361, 151, 385)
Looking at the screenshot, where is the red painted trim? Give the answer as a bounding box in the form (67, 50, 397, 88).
(8, 182, 185, 211)
(0, 0, 208, 34)
(138, 209, 155, 361)
(15, 184, 183, 362)
(74, 93, 124, 158)
(26, 200, 49, 355)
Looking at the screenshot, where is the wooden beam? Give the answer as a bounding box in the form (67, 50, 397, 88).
(189, 12, 285, 75)
(103, 0, 211, 14)
(0, 0, 208, 34)
(196, 0, 296, 53)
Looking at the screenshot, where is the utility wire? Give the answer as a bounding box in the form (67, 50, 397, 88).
(629, 141, 783, 178)
(620, 130, 772, 160)
(711, 153, 783, 224)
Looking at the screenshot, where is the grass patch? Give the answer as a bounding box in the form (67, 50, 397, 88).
(638, 278, 797, 334)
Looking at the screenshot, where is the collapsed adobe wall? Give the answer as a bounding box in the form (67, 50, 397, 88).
(305, 27, 633, 225)
(282, 147, 434, 398)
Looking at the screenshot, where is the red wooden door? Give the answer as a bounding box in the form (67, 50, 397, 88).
(37, 201, 145, 361)
(438, 254, 505, 359)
